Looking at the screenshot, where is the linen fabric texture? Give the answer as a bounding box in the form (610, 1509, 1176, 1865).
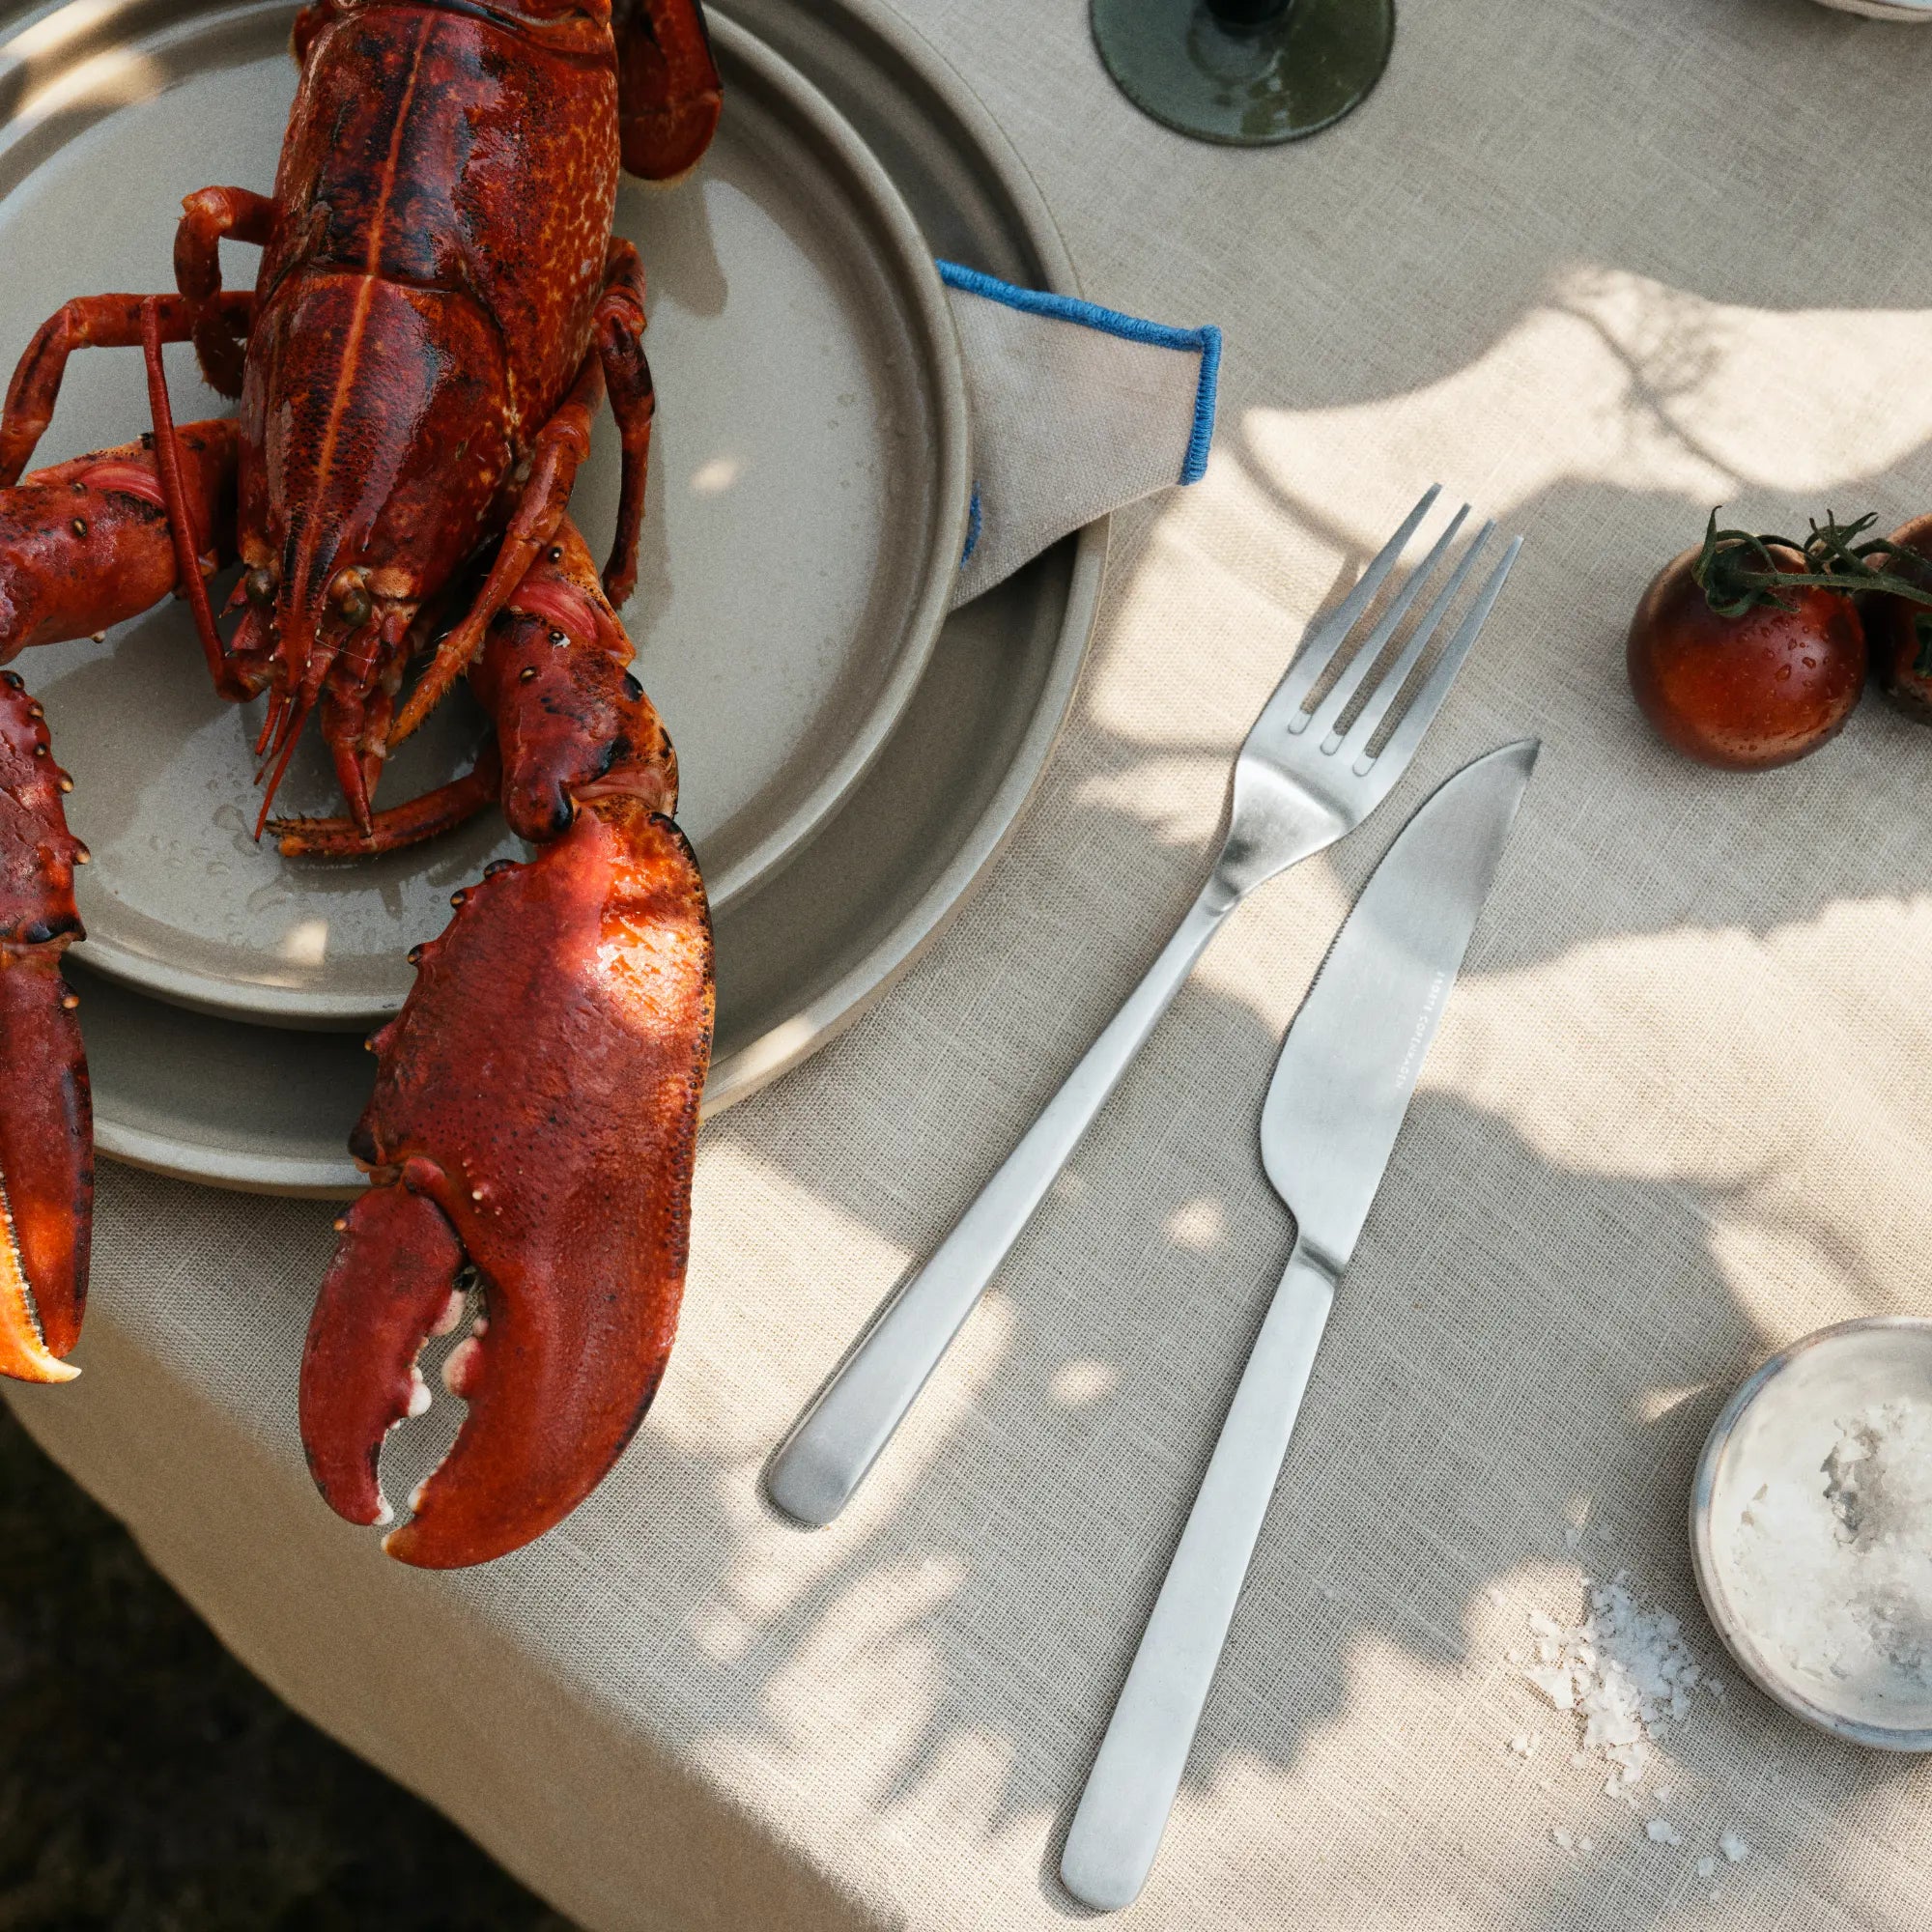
(12, 0, 1932, 1928)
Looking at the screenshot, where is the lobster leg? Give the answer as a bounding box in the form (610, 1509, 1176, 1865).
(0, 422, 242, 1385)
(0, 421, 240, 666)
(0, 290, 253, 692)
(299, 520, 706, 1567)
(269, 515, 669, 859)
(389, 222, 676, 749)
(300, 793, 712, 1568)
(271, 742, 503, 861)
(0, 291, 251, 486)
(175, 186, 276, 399)
(389, 355, 608, 747)
(613, 0, 723, 182)
(594, 239, 654, 609)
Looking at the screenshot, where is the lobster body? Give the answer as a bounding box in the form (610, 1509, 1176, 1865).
(0, 0, 724, 1566)
(242, 3, 620, 631)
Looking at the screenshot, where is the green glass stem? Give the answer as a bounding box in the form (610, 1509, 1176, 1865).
(1091, 0, 1395, 146)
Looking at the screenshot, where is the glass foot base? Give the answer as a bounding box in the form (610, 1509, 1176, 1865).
(1091, 0, 1395, 146)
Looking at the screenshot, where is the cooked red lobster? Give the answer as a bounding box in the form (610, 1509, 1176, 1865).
(0, 0, 723, 1567)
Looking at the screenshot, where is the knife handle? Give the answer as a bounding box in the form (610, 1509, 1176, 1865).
(1060, 1242, 1339, 1913)
(764, 877, 1236, 1527)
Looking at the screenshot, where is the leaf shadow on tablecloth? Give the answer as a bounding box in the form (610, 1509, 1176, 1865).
(648, 426, 1932, 1927)
(694, 1046, 1926, 1928)
(25, 104, 1932, 1918)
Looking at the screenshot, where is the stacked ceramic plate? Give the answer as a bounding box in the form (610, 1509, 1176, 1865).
(1812, 0, 1932, 20)
(0, 0, 1104, 1194)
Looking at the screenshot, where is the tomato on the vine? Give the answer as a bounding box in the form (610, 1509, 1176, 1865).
(1627, 513, 1932, 770)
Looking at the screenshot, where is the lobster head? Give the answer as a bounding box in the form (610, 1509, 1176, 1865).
(232, 275, 516, 826)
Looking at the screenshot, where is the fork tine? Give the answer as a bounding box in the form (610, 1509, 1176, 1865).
(1357, 535, 1522, 781)
(1333, 519, 1495, 759)
(1304, 505, 1469, 743)
(1262, 486, 1441, 724)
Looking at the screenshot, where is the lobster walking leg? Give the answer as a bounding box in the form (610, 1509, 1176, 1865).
(593, 240, 654, 608)
(0, 291, 251, 486)
(269, 515, 669, 859)
(389, 355, 608, 747)
(175, 186, 277, 398)
(0, 290, 253, 692)
(271, 743, 504, 861)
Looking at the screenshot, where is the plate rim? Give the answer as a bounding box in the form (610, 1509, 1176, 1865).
(78, 0, 1108, 1193)
(23, 0, 973, 1026)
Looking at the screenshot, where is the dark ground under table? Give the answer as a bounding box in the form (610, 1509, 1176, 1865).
(0, 1403, 572, 1930)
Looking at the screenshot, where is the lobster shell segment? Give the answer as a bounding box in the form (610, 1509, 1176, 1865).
(300, 794, 713, 1567)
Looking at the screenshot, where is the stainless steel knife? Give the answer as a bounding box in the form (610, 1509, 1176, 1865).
(1059, 738, 1539, 1913)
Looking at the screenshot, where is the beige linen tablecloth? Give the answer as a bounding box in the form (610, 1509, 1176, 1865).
(12, 1, 1932, 1925)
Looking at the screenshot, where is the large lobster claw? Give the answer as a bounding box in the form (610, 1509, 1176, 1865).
(299, 796, 712, 1567)
(0, 672, 88, 1381)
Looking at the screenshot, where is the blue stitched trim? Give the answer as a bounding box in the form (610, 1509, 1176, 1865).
(937, 259, 1221, 487)
(1179, 325, 1221, 485)
(962, 484, 982, 565)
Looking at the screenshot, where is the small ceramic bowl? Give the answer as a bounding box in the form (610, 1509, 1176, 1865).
(1691, 1317, 1932, 1751)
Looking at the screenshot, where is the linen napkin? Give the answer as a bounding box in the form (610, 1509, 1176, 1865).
(938, 260, 1220, 606)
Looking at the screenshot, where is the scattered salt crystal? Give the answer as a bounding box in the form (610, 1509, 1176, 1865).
(1719, 1831, 1749, 1864)
(1551, 1827, 1575, 1852)
(1696, 1857, 1718, 1880)
(1577, 1836, 1593, 1854)
(1718, 1399, 1932, 1725)
(1569, 1750, 1586, 1768)
(1655, 1787, 1674, 1808)
(1646, 1819, 1684, 1847)
(1564, 1525, 1583, 1550)
(1488, 1585, 1507, 1607)
(1519, 1574, 1712, 1789)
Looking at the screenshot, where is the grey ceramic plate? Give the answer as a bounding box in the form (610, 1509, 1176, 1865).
(40, 0, 1105, 1192)
(0, 0, 969, 1025)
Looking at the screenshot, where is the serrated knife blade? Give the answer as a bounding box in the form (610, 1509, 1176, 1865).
(1061, 738, 1538, 1914)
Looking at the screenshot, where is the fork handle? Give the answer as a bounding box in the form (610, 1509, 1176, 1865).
(764, 873, 1238, 1527)
(1060, 1243, 1338, 1912)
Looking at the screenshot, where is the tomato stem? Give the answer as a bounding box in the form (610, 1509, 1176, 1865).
(1692, 508, 1932, 622)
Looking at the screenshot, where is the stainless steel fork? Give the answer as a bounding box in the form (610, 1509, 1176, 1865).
(765, 488, 1521, 1526)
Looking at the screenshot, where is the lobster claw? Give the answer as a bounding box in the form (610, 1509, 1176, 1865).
(299, 797, 713, 1567)
(0, 947, 88, 1383)
(0, 673, 89, 1383)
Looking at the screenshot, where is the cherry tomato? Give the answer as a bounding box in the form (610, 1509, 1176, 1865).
(1626, 543, 1864, 769)
(1865, 513, 1932, 723)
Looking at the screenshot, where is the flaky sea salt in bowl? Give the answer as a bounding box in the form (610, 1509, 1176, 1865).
(1692, 1318, 1932, 1750)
